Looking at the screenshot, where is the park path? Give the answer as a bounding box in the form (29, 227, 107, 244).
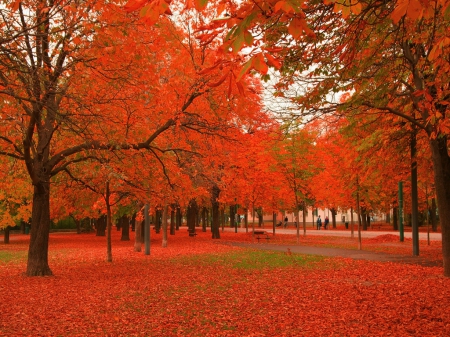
(222, 227, 443, 268)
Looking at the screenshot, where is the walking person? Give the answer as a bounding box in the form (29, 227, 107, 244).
(316, 215, 322, 230)
(324, 216, 329, 230)
(284, 215, 289, 228)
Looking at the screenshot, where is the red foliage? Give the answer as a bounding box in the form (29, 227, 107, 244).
(1, 230, 449, 336)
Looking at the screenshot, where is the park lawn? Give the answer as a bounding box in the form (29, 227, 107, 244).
(0, 230, 449, 336)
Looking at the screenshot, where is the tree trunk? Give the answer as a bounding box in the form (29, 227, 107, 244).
(429, 137, 450, 276)
(230, 205, 235, 229)
(202, 207, 207, 232)
(154, 209, 161, 234)
(121, 215, 130, 241)
(176, 207, 182, 230)
(331, 208, 337, 228)
(244, 209, 248, 233)
(106, 181, 112, 263)
(170, 207, 175, 235)
(361, 207, 367, 230)
(26, 181, 52, 276)
(393, 206, 398, 231)
(4, 226, 10, 244)
(211, 185, 220, 239)
(162, 204, 168, 248)
(257, 208, 263, 227)
(134, 217, 142, 252)
(431, 197, 438, 232)
(96, 215, 106, 236)
(187, 199, 198, 232)
(131, 212, 136, 232)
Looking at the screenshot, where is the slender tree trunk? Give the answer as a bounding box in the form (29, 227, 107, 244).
(350, 207, 354, 238)
(96, 215, 106, 236)
(176, 207, 182, 230)
(202, 207, 207, 232)
(393, 206, 398, 231)
(331, 208, 337, 229)
(187, 199, 198, 232)
(170, 207, 175, 235)
(211, 185, 221, 239)
(4, 226, 10, 244)
(106, 181, 113, 263)
(431, 198, 438, 232)
(230, 205, 235, 229)
(26, 180, 52, 276)
(257, 208, 263, 228)
(244, 209, 248, 233)
(361, 207, 367, 230)
(131, 213, 136, 232)
(162, 203, 168, 248)
(134, 217, 142, 252)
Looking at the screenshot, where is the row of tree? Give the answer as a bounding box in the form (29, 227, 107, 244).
(1, 0, 448, 276)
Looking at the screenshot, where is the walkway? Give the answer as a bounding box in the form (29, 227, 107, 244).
(222, 227, 443, 267)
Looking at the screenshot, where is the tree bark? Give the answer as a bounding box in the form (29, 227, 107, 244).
(429, 137, 450, 276)
(331, 208, 337, 229)
(176, 207, 182, 230)
(120, 215, 130, 241)
(26, 181, 52, 276)
(211, 185, 220, 239)
(170, 207, 175, 235)
(96, 215, 106, 236)
(134, 217, 142, 252)
(106, 181, 112, 263)
(4, 226, 10, 244)
(162, 204, 168, 248)
(431, 198, 438, 232)
(393, 206, 398, 231)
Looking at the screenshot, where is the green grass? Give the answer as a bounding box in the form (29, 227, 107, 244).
(171, 249, 325, 270)
(0, 250, 27, 264)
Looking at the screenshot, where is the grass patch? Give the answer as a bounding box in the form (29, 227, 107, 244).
(171, 249, 325, 270)
(0, 250, 27, 264)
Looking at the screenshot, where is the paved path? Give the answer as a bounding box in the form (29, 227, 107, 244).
(223, 227, 442, 241)
(222, 227, 443, 267)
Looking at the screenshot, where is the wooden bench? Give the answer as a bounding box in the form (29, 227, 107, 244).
(370, 223, 382, 230)
(187, 229, 197, 237)
(254, 230, 270, 242)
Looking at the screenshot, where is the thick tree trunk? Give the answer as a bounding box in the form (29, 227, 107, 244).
(211, 185, 220, 239)
(4, 226, 10, 244)
(26, 181, 52, 276)
(120, 215, 130, 241)
(429, 137, 450, 276)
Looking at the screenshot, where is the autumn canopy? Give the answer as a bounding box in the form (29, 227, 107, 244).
(0, 0, 449, 278)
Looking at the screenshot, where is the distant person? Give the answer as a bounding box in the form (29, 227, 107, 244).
(324, 216, 329, 229)
(284, 216, 288, 228)
(294, 215, 298, 228)
(317, 215, 322, 230)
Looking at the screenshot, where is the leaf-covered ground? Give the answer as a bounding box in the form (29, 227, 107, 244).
(1, 229, 449, 336)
